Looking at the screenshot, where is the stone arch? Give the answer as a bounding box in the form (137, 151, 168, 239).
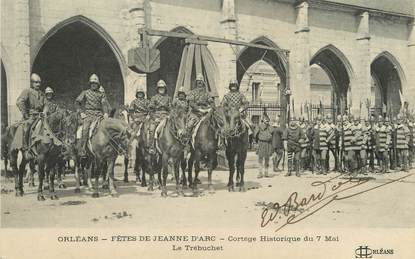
(31, 15, 125, 109)
(147, 26, 219, 97)
(310, 44, 355, 109)
(1, 45, 12, 126)
(371, 51, 406, 115)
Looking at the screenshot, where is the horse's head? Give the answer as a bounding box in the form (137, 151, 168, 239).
(221, 105, 243, 137)
(169, 106, 189, 141)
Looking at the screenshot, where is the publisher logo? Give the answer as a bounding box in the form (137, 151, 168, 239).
(355, 246, 372, 258)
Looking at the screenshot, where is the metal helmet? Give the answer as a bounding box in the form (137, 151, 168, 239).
(177, 86, 186, 95)
(336, 115, 342, 122)
(316, 114, 322, 121)
(354, 115, 360, 122)
(228, 79, 239, 90)
(45, 87, 54, 94)
(30, 73, 41, 83)
(99, 86, 105, 93)
(397, 113, 403, 120)
(89, 74, 100, 85)
(136, 87, 145, 96)
(157, 79, 167, 89)
(378, 115, 384, 122)
(196, 73, 204, 82)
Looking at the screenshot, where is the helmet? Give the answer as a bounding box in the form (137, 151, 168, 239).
(177, 86, 186, 95)
(31, 73, 41, 83)
(262, 113, 270, 123)
(378, 115, 384, 121)
(45, 87, 54, 94)
(196, 73, 204, 82)
(228, 79, 239, 90)
(89, 74, 100, 85)
(316, 114, 322, 121)
(397, 114, 403, 120)
(99, 86, 105, 93)
(354, 115, 360, 122)
(157, 80, 167, 89)
(136, 87, 145, 96)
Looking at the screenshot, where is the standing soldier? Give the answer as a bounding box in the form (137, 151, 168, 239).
(148, 79, 172, 153)
(350, 115, 366, 175)
(172, 86, 189, 111)
(311, 115, 329, 174)
(186, 74, 215, 135)
(129, 86, 150, 129)
(395, 114, 410, 171)
(271, 119, 285, 172)
(326, 115, 338, 172)
(298, 117, 309, 172)
(283, 118, 303, 177)
(14, 73, 47, 159)
(363, 117, 375, 173)
(384, 117, 394, 170)
(255, 114, 274, 178)
(343, 114, 355, 174)
(44, 87, 59, 115)
(75, 74, 110, 158)
(408, 116, 414, 169)
(375, 116, 389, 173)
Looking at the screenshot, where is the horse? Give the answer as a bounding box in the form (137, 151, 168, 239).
(83, 117, 131, 198)
(221, 106, 249, 192)
(8, 109, 67, 200)
(187, 107, 224, 195)
(157, 106, 190, 197)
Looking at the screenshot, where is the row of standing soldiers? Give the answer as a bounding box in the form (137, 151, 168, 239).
(255, 113, 415, 177)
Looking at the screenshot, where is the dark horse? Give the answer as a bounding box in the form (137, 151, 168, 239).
(7, 109, 67, 200)
(221, 106, 249, 192)
(84, 117, 131, 198)
(157, 106, 189, 197)
(187, 107, 224, 195)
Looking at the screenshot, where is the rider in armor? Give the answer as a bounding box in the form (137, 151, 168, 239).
(15, 73, 47, 159)
(221, 79, 252, 134)
(129, 86, 150, 126)
(173, 86, 189, 111)
(44, 87, 59, 115)
(75, 74, 110, 157)
(186, 73, 215, 136)
(148, 79, 172, 153)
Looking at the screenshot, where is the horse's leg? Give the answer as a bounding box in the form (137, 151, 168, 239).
(180, 156, 187, 189)
(207, 152, 215, 194)
(87, 159, 94, 191)
(11, 151, 23, 196)
(161, 154, 169, 197)
(237, 151, 247, 192)
(123, 155, 129, 183)
(187, 153, 194, 188)
(74, 158, 81, 193)
(107, 157, 117, 197)
(226, 150, 235, 192)
(57, 158, 66, 189)
(28, 160, 36, 187)
(101, 162, 109, 190)
(92, 160, 100, 198)
(175, 159, 184, 196)
(37, 155, 46, 201)
(48, 161, 58, 200)
(193, 152, 201, 195)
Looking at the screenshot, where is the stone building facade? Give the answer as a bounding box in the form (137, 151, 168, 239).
(1, 0, 414, 124)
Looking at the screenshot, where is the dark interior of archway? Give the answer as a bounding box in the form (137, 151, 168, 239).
(371, 56, 402, 115)
(237, 46, 286, 104)
(32, 21, 124, 110)
(147, 37, 186, 98)
(310, 49, 349, 108)
(1, 61, 7, 126)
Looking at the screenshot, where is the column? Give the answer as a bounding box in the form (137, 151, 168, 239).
(216, 0, 237, 99)
(290, 0, 311, 117)
(408, 21, 415, 111)
(10, 0, 30, 122)
(352, 11, 371, 118)
(125, 0, 147, 105)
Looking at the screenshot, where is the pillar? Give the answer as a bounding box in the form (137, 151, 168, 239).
(125, 0, 147, 105)
(408, 21, 415, 111)
(353, 11, 371, 118)
(290, 0, 311, 117)
(10, 0, 30, 122)
(216, 0, 237, 99)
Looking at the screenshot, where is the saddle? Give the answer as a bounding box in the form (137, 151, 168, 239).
(76, 118, 102, 140)
(191, 114, 209, 149)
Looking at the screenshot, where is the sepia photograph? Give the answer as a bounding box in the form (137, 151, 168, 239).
(1, 0, 414, 258)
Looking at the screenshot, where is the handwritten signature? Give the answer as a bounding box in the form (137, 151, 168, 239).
(260, 172, 413, 232)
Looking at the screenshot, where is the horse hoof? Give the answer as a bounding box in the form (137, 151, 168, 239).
(110, 192, 118, 198)
(123, 178, 129, 183)
(228, 186, 235, 192)
(195, 179, 201, 185)
(44, 185, 49, 190)
(235, 182, 240, 187)
(92, 193, 99, 198)
(208, 185, 215, 194)
(37, 195, 45, 201)
(50, 194, 59, 200)
(74, 188, 81, 193)
(147, 186, 154, 192)
(141, 182, 147, 187)
(59, 184, 66, 189)
(239, 186, 246, 192)
(102, 184, 109, 190)
(161, 191, 168, 197)
(15, 191, 24, 197)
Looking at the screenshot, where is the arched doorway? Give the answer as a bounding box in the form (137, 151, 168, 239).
(237, 37, 287, 123)
(32, 16, 125, 110)
(310, 45, 354, 115)
(371, 52, 404, 116)
(1, 61, 7, 126)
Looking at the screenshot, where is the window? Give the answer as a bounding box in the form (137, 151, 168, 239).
(252, 82, 260, 104)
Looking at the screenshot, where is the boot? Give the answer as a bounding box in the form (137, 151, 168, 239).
(264, 166, 269, 178)
(257, 164, 263, 178)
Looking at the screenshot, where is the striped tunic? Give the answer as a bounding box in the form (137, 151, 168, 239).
(409, 123, 414, 148)
(375, 125, 388, 152)
(396, 124, 410, 149)
(299, 123, 309, 148)
(351, 124, 364, 150)
(312, 124, 328, 150)
(343, 123, 354, 151)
